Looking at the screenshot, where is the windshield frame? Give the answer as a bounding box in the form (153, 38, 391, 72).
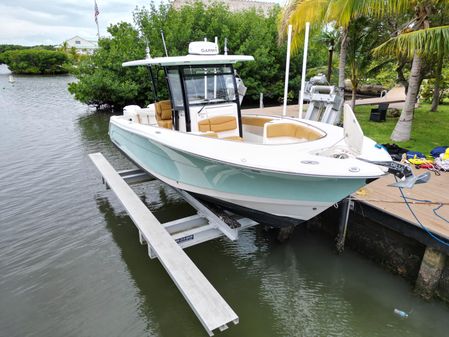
(164, 64, 242, 135)
(181, 65, 238, 106)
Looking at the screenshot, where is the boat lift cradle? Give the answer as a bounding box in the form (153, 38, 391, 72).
(89, 153, 259, 336)
(303, 85, 344, 125)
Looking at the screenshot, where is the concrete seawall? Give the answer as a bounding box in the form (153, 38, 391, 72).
(309, 201, 449, 304)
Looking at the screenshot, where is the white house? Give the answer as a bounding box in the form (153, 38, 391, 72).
(62, 36, 98, 54)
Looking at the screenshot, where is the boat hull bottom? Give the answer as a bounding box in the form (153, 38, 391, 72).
(190, 192, 305, 228)
(112, 142, 305, 228)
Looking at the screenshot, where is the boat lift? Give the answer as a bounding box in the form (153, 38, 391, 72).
(303, 85, 344, 125)
(89, 153, 259, 336)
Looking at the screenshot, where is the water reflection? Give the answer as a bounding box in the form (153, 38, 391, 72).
(77, 112, 111, 143)
(3, 74, 449, 337)
(93, 172, 449, 337)
(96, 193, 209, 336)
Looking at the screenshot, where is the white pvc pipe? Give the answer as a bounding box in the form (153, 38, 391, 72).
(299, 22, 310, 118)
(204, 37, 208, 99)
(282, 25, 292, 117)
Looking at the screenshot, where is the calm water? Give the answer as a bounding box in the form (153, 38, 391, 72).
(1, 69, 449, 337)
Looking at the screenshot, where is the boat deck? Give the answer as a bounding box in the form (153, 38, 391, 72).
(353, 169, 449, 240)
(242, 104, 302, 117)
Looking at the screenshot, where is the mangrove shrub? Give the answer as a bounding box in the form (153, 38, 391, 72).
(68, 22, 153, 110)
(0, 49, 69, 74)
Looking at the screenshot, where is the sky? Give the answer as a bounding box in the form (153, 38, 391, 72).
(0, 0, 283, 46)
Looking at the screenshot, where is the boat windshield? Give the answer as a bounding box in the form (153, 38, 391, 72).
(182, 66, 236, 105)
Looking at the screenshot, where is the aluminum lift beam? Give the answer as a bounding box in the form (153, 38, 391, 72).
(89, 153, 239, 336)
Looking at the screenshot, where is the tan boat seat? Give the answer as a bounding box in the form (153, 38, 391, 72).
(198, 116, 237, 133)
(242, 116, 273, 127)
(266, 122, 323, 141)
(155, 100, 173, 129)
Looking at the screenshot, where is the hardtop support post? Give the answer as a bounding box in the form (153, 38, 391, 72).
(231, 65, 243, 138)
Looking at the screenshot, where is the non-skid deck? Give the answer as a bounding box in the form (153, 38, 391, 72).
(89, 153, 238, 336)
(354, 169, 449, 240)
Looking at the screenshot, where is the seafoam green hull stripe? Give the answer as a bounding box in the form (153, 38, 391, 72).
(110, 124, 366, 203)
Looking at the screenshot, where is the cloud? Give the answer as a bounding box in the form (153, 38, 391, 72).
(0, 0, 156, 45)
(0, 0, 284, 46)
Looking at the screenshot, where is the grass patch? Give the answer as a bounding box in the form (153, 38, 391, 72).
(355, 103, 449, 154)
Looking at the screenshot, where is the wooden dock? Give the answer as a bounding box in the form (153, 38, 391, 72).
(242, 104, 302, 117)
(354, 168, 449, 240)
(89, 153, 239, 336)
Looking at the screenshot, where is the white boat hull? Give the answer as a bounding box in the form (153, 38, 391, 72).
(109, 118, 386, 227)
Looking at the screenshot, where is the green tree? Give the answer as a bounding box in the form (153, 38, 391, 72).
(318, 28, 339, 83)
(428, 3, 449, 111)
(370, 1, 449, 141)
(69, 2, 330, 109)
(281, 0, 449, 141)
(68, 22, 152, 109)
(0, 49, 69, 74)
(279, 0, 365, 90)
(346, 17, 390, 108)
(0, 44, 55, 54)
(133, 2, 291, 102)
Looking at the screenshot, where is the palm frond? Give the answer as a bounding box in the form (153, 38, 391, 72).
(278, 0, 330, 53)
(326, 0, 357, 28)
(373, 25, 449, 58)
(358, 0, 414, 18)
(366, 58, 396, 76)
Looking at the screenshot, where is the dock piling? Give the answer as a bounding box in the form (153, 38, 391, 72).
(336, 198, 351, 254)
(415, 247, 446, 300)
(277, 225, 295, 242)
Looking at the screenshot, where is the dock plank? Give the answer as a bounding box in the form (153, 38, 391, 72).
(354, 169, 449, 240)
(89, 153, 238, 335)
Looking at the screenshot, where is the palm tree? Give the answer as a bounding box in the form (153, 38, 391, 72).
(369, 1, 449, 141)
(374, 26, 449, 138)
(279, 0, 359, 90)
(318, 29, 339, 82)
(346, 17, 388, 108)
(281, 0, 449, 141)
(429, 4, 449, 112)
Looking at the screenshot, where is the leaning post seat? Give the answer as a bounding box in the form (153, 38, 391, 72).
(155, 100, 173, 129)
(198, 116, 237, 132)
(198, 116, 242, 141)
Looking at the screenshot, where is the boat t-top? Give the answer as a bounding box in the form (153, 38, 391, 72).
(109, 40, 427, 227)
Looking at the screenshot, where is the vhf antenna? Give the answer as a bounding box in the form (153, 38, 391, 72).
(160, 29, 168, 57)
(145, 38, 151, 59)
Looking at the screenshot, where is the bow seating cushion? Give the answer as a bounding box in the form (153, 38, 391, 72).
(266, 123, 323, 141)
